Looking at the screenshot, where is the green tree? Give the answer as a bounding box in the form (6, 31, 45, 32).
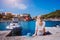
(0, 14, 2, 18)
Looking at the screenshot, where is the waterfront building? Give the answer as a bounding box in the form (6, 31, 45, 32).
(17, 14, 32, 21)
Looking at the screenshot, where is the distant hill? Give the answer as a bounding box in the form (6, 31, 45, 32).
(42, 10, 60, 19)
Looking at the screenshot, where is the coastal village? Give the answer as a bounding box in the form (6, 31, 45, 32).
(0, 10, 60, 22)
(0, 12, 34, 21)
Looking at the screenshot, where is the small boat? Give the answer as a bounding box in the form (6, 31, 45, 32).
(6, 22, 20, 29)
(6, 17, 20, 29)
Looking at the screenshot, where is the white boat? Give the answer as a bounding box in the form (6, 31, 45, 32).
(6, 22, 20, 29)
(6, 17, 20, 29)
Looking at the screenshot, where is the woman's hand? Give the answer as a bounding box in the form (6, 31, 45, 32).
(33, 30, 38, 36)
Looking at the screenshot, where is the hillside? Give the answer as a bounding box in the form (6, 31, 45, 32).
(42, 10, 60, 19)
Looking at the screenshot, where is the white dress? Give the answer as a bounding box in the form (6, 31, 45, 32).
(35, 21, 45, 36)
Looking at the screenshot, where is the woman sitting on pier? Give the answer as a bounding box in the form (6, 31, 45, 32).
(33, 16, 46, 36)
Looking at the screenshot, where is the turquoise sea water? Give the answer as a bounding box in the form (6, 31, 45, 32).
(0, 21, 60, 36)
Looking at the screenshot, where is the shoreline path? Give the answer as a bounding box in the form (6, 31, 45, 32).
(0, 27, 60, 40)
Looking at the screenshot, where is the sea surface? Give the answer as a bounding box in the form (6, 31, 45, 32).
(0, 20, 60, 36)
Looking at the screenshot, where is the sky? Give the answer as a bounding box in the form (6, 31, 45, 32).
(0, 0, 60, 17)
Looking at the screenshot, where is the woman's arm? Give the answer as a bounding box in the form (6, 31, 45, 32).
(35, 22, 38, 35)
(43, 21, 46, 35)
(33, 22, 38, 36)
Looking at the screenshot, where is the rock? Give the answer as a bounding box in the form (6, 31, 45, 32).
(6, 27, 22, 37)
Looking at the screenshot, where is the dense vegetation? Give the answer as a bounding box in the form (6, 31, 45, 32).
(42, 10, 60, 19)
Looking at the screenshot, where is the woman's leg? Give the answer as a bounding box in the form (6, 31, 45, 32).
(37, 30, 43, 36)
(43, 28, 46, 35)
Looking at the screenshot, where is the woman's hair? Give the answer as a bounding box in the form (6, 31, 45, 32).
(36, 16, 44, 21)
